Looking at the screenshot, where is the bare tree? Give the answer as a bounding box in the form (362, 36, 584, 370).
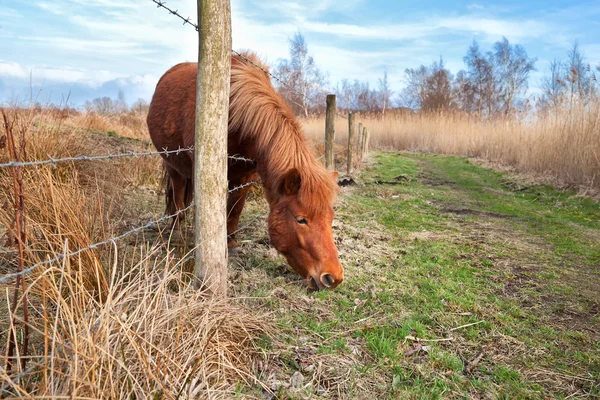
(115, 89, 128, 113)
(131, 98, 150, 114)
(400, 65, 429, 109)
(422, 57, 454, 112)
(378, 69, 394, 116)
(493, 37, 536, 116)
(454, 69, 476, 113)
(565, 42, 594, 106)
(84, 96, 115, 114)
(335, 79, 354, 111)
(539, 59, 567, 110)
(400, 59, 454, 112)
(463, 41, 496, 117)
(274, 32, 327, 116)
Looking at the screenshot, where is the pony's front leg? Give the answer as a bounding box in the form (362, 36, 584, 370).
(227, 172, 259, 249)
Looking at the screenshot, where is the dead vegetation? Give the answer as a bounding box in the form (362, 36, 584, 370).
(1, 106, 598, 398)
(300, 100, 600, 196)
(0, 108, 271, 398)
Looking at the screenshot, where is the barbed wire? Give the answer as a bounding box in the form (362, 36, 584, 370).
(0, 2, 360, 285)
(0, 147, 191, 169)
(308, 141, 325, 148)
(150, 0, 198, 30)
(0, 204, 194, 284)
(228, 210, 268, 238)
(148, 3, 347, 120)
(0, 364, 37, 394)
(0, 148, 255, 170)
(228, 178, 261, 194)
(0, 176, 266, 284)
(170, 208, 269, 265)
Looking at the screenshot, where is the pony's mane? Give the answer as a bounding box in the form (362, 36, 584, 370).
(229, 52, 338, 214)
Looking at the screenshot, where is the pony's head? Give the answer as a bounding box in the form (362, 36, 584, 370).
(267, 168, 343, 290)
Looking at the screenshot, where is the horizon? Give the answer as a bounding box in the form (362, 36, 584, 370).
(1, 0, 599, 107)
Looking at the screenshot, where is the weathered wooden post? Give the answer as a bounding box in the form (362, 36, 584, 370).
(347, 113, 355, 175)
(365, 129, 370, 155)
(361, 126, 368, 159)
(194, 0, 231, 296)
(325, 94, 336, 170)
(357, 122, 364, 161)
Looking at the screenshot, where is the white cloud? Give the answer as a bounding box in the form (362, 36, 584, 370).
(0, 63, 158, 106)
(0, 60, 122, 86)
(2, 0, 599, 106)
(300, 15, 554, 43)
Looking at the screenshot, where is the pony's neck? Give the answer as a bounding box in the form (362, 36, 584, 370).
(227, 57, 331, 209)
(253, 121, 315, 205)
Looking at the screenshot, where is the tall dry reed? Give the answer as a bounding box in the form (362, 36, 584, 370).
(0, 108, 270, 398)
(300, 103, 600, 192)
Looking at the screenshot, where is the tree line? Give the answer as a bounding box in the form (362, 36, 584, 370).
(83, 89, 149, 115)
(84, 33, 600, 119)
(273, 33, 600, 118)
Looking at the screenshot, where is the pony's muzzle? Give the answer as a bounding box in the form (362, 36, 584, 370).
(308, 273, 342, 290)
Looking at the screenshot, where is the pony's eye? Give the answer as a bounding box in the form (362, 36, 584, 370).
(296, 217, 308, 225)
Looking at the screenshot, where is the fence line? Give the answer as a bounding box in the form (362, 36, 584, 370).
(0, 204, 192, 284)
(228, 178, 261, 193)
(228, 210, 268, 238)
(0, 148, 255, 170)
(0, 177, 265, 285)
(150, 1, 349, 121)
(1, 0, 372, 381)
(150, 0, 198, 30)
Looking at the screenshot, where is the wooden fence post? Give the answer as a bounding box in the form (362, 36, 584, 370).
(325, 94, 336, 170)
(194, 0, 231, 296)
(357, 122, 363, 161)
(347, 113, 355, 175)
(365, 129, 370, 155)
(362, 126, 368, 159)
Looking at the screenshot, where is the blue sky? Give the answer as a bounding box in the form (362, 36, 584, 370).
(1, 0, 600, 106)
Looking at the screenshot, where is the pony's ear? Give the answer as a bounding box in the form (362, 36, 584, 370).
(331, 171, 339, 180)
(280, 168, 302, 196)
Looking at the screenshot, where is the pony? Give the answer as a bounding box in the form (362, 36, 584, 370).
(147, 52, 343, 290)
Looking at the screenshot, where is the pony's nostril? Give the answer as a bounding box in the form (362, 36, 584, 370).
(309, 276, 320, 291)
(321, 273, 335, 288)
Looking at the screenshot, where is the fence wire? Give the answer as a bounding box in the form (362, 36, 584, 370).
(150, 0, 198, 30)
(228, 178, 261, 194)
(0, 204, 192, 284)
(150, 1, 349, 120)
(0, 175, 265, 284)
(0, 1, 362, 285)
(228, 210, 268, 238)
(1, 367, 36, 394)
(0, 148, 255, 170)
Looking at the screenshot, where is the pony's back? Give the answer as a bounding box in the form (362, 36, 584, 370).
(147, 62, 198, 152)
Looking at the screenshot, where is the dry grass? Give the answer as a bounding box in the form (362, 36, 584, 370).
(0, 108, 270, 398)
(63, 110, 150, 141)
(300, 102, 600, 193)
(1, 250, 269, 398)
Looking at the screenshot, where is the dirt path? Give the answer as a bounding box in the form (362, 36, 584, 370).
(229, 151, 599, 399)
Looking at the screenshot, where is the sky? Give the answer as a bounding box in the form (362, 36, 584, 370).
(1, 0, 600, 107)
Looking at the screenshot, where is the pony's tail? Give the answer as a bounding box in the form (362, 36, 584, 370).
(162, 162, 176, 216)
(162, 161, 194, 218)
(183, 177, 193, 210)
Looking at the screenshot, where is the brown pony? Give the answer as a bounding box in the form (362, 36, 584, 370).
(147, 53, 343, 290)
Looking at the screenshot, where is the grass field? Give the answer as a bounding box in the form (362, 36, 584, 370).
(232, 151, 600, 399)
(1, 109, 599, 398)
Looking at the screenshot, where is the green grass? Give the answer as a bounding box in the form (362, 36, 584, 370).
(235, 151, 600, 399)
